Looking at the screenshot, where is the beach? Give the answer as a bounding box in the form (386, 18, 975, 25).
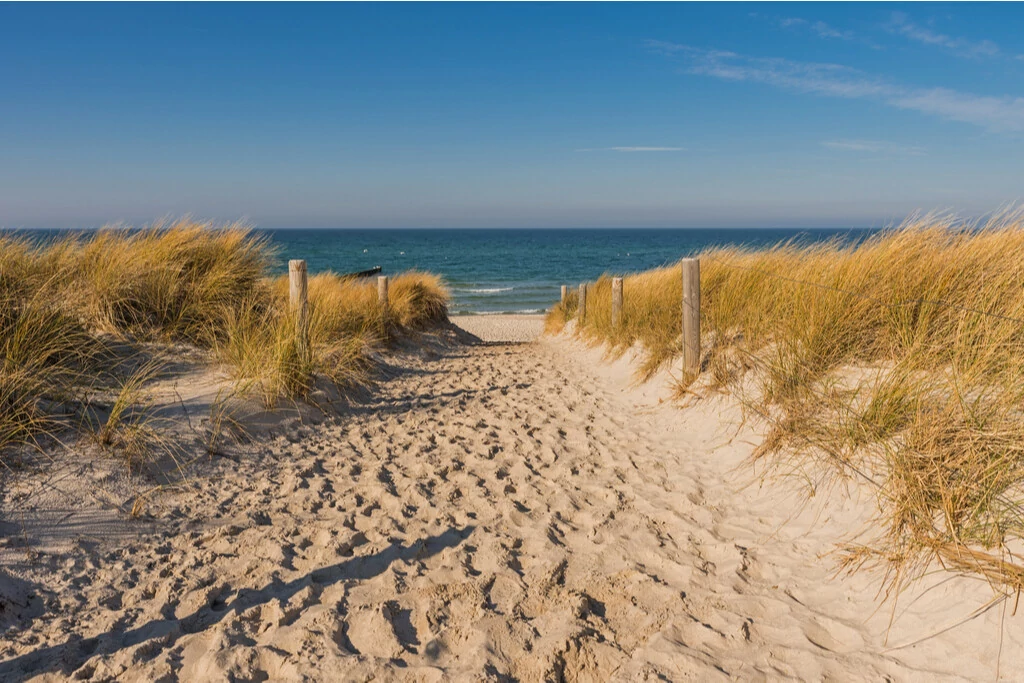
(2, 314, 1018, 681)
(449, 313, 545, 343)
(6, 2, 1022, 678)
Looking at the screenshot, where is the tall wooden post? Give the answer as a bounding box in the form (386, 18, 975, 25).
(611, 277, 623, 329)
(682, 258, 701, 375)
(377, 275, 389, 318)
(560, 285, 568, 305)
(289, 260, 310, 362)
(578, 283, 587, 324)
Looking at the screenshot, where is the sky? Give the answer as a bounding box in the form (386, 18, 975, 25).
(1, 2, 1023, 229)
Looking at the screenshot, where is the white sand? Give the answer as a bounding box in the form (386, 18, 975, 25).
(449, 314, 545, 343)
(1, 321, 1021, 680)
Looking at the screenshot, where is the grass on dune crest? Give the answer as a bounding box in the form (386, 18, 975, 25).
(221, 271, 449, 407)
(545, 290, 578, 335)
(33, 221, 271, 343)
(546, 210, 1024, 596)
(0, 220, 449, 467)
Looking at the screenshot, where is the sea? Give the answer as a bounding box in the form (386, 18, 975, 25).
(265, 228, 879, 315)
(9, 227, 881, 315)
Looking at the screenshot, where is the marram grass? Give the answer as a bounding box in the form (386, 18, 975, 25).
(0, 220, 449, 464)
(547, 210, 1024, 596)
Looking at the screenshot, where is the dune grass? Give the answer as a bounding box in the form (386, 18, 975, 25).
(0, 220, 449, 466)
(547, 211, 1024, 595)
(220, 270, 449, 407)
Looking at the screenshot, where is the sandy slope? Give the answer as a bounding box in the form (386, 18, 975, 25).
(1, 323, 1021, 681)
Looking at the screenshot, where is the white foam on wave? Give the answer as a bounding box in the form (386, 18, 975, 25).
(461, 287, 515, 294)
(451, 309, 546, 316)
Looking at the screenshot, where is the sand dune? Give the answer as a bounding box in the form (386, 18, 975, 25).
(1, 321, 1020, 681)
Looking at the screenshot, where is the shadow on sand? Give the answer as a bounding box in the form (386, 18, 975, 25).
(0, 526, 474, 681)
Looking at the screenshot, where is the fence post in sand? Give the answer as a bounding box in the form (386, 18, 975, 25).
(578, 283, 588, 324)
(681, 258, 701, 376)
(611, 277, 623, 329)
(289, 259, 310, 362)
(378, 275, 390, 320)
(561, 284, 568, 305)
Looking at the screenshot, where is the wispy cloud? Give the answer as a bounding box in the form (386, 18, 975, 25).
(644, 40, 697, 57)
(822, 140, 926, 155)
(888, 12, 999, 58)
(779, 17, 856, 41)
(577, 146, 685, 152)
(810, 21, 855, 41)
(649, 42, 1024, 133)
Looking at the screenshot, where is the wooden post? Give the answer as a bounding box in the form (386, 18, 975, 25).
(682, 258, 701, 375)
(611, 277, 623, 329)
(560, 284, 568, 305)
(289, 259, 309, 362)
(377, 275, 389, 318)
(578, 283, 587, 323)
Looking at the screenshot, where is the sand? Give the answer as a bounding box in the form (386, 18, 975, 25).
(1, 315, 1022, 681)
(449, 314, 545, 343)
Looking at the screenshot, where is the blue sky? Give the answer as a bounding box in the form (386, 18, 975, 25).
(2, 2, 1023, 229)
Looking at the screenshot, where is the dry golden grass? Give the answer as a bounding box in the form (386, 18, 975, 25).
(0, 220, 449, 464)
(545, 290, 578, 335)
(37, 221, 271, 343)
(547, 210, 1024, 595)
(219, 271, 448, 407)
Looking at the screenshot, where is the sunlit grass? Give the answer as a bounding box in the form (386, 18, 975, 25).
(1, 220, 450, 467)
(547, 210, 1024, 594)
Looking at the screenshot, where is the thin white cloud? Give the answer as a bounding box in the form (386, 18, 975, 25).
(577, 146, 685, 152)
(644, 39, 698, 57)
(649, 42, 1024, 133)
(822, 140, 926, 155)
(810, 21, 854, 41)
(773, 16, 859, 43)
(888, 12, 999, 58)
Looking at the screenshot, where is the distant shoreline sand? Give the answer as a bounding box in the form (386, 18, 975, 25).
(449, 313, 545, 343)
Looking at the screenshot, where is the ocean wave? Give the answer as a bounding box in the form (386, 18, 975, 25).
(451, 309, 546, 316)
(458, 287, 515, 294)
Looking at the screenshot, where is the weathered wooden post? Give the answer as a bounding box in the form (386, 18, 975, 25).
(611, 277, 623, 329)
(377, 275, 389, 318)
(560, 285, 568, 305)
(289, 259, 310, 362)
(578, 283, 587, 323)
(682, 258, 701, 375)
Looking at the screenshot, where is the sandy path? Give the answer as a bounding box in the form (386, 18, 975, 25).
(449, 314, 545, 343)
(0, 333, 1013, 681)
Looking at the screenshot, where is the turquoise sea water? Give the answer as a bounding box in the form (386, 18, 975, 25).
(266, 228, 879, 315)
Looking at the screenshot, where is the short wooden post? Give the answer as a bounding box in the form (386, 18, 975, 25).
(289, 259, 310, 362)
(611, 277, 623, 329)
(560, 285, 568, 305)
(377, 275, 389, 318)
(578, 283, 587, 323)
(682, 258, 701, 375)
